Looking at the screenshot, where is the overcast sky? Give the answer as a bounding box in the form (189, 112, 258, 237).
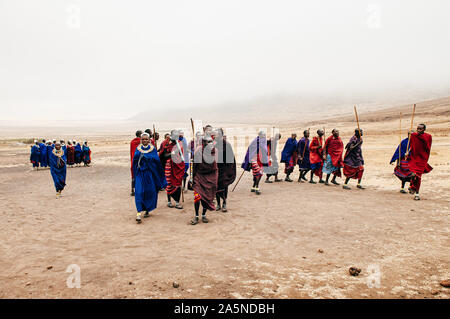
(1, 0, 450, 121)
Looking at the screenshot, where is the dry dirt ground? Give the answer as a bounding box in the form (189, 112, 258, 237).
(0, 98, 449, 299)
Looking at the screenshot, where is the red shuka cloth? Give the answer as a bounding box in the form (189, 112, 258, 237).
(343, 164, 364, 179)
(408, 132, 433, 175)
(309, 136, 323, 164)
(130, 137, 141, 178)
(324, 135, 344, 168)
(166, 142, 185, 187)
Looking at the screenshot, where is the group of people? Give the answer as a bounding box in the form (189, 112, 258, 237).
(30, 139, 92, 197)
(242, 128, 366, 194)
(244, 124, 432, 201)
(130, 127, 236, 225)
(30, 139, 92, 170)
(129, 122, 432, 226)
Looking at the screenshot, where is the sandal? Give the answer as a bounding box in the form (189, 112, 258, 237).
(175, 203, 183, 209)
(167, 202, 174, 208)
(202, 216, 209, 223)
(190, 217, 199, 225)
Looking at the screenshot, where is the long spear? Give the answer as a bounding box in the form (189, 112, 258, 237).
(354, 105, 361, 138)
(153, 124, 157, 149)
(398, 112, 402, 166)
(405, 104, 416, 156)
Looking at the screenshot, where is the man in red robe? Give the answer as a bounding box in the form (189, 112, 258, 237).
(163, 130, 185, 209)
(130, 130, 142, 196)
(408, 124, 432, 200)
(309, 129, 325, 183)
(322, 129, 344, 185)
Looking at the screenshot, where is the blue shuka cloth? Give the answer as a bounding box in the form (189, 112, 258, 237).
(323, 154, 339, 174)
(297, 138, 311, 169)
(30, 145, 40, 167)
(48, 149, 67, 192)
(281, 138, 297, 163)
(82, 145, 91, 163)
(241, 136, 269, 171)
(132, 145, 167, 213)
(38, 143, 48, 167)
(74, 144, 82, 164)
(390, 138, 410, 164)
(46, 144, 54, 165)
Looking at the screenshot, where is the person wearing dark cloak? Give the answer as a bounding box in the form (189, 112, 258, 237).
(48, 141, 67, 198)
(74, 141, 82, 166)
(214, 128, 236, 212)
(39, 139, 48, 168)
(191, 135, 218, 225)
(342, 129, 365, 190)
(66, 141, 75, 167)
(46, 140, 54, 167)
(280, 133, 298, 182)
(61, 140, 67, 152)
(390, 132, 412, 193)
(297, 130, 311, 183)
(322, 129, 344, 185)
(241, 131, 269, 195)
(407, 124, 433, 201)
(164, 130, 185, 209)
(265, 133, 282, 183)
(82, 141, 91, 166)
(30, 140, 40, 170)
(130, 130, 142, 196)
(309, 129, 325, 184)
(132, 133, 167, 223)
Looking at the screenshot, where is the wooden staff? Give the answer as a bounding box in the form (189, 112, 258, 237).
(354, 105, 361, 138)
(405, 104, 416, 156)
(189, 118, 195, 188)
(232, 170, 245, 192)
(152, 124, 157, 149)
(398, 112, 402, 166)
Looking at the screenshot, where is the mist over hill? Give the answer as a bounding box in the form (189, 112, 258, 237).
(130, 87, 450, 125)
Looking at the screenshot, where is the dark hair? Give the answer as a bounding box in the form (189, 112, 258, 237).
(145, 129, 152, 135)
(418, 123, 426, 130)
(42, 139, 46, 143)
(135, 130, 142, 137)
(303, 130, 308, 135)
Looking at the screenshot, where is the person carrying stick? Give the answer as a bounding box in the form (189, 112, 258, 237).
(342, 106, 365, 190)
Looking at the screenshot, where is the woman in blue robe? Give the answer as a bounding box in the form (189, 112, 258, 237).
(82, 142, 91, 166)
(39, 140, 48, 168)
(48, 142, 67, 197)
(74, 142, 82, 166)
(46, 141, 54, 166)
(30, 141, 40, 170)
(132, 133, 167, 223)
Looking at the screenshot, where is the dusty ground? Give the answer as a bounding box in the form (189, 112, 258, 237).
(0, 98, 449, 299)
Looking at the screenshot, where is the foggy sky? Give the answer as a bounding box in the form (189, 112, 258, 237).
(1, 0, 450, 121)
